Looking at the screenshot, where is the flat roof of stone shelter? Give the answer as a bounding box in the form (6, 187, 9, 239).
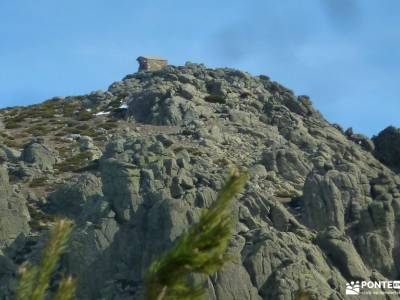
(137, 56, 167, 61)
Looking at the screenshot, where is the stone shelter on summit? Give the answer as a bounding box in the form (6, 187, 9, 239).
(137, 56, 168, 71)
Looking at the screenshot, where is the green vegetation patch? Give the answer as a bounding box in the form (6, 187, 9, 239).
(26, 125, 52, 136)
(55, 146, 72, 158)
(107, 93, 128, 109)
(62, 102, 77, 118)
(2, 137, 22, 149)
(204, 95, 226, 104)
(77, 110, 93, 121)
(107, 99, 122, 109)
(29, 177, 48, 188)
(5, 119, 22, 129)
(100, 122, 118, 130)
(173, 146, 204, 156)
(59, 126, 97, 137)
(56, 151, 93, 172)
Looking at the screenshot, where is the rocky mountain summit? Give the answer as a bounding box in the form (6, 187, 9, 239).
(1, 61, 400, 299)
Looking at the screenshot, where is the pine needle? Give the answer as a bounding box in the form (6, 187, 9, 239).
(15, 266, 38, 300)
(15, 218, 75, 300)
(54, 277, 76, 300)
(144, 168, 247, 300)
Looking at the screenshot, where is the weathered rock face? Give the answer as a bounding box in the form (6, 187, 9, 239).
(345, 127, 375, 153)
(48, 173, 103, 220)
(372, 126, 400, 171)
(0, 252, 16, 299)
(79, 135, 102, 159)
(1, 62, 400, 300)
(0, 166, 30, 249)
(21, 139, 58, 171)
(0, 145, 20, 163)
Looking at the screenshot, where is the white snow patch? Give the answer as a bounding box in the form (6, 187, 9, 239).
(95, 111, 110, 116)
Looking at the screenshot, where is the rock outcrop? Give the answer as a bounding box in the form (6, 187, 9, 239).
(21, 139, 58, 171)
(0, 166, 30, 249)
(372, 126, 400, 171)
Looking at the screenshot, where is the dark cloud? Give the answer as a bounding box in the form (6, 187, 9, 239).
(213, 26, 251, 63)
(211, 3, 313, 65)
(321, 0, 362, 30)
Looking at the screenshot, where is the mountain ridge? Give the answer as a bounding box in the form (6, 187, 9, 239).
(0, 62, 399, 299)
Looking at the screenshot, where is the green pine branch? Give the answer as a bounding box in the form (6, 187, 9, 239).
(16, 218, 75, 300)
(144, 168, 247, 300)
(54, 276, 76, 300)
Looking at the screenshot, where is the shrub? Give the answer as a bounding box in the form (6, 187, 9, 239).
(77, 110, 93, 121)
(204, 95, 226, 104)
(100, 122, 118, 130)
(173, 146, 203, 156)
(107, 99, 122, 109)
(29, 177, 48, 188)
(56, 152, 93, 172)
(3, 138, 22, 148)
(5, 120, 21, 129)
(26, 125, 51, 136)
(62, 103, 77, 118)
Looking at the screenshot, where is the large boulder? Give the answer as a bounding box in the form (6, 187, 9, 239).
(372, 126, 400, 171)
(127, 88, 200, 126)
(100, 159, 141, 222)
(21, 139, 58, 171)
(79, 136, 102, 160)
(301, 169, 346, 231)
(48, 173, 104, 220)
(316, 226, 370, 281)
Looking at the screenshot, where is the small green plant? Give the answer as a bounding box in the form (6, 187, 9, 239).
(16, 219, 75, 300)
(295, 289, 312, 300)
(26, 124, 51, 136)
(62, 103, 77, 118)
(100, 122, 118, 130)
(56, 146, 72, 159)
(3, 138, 22, 148)
(107, 99, 123, 109)
(56, 151, 93, 172)
(213, 158, 230, 167)
(144, 168, 247, 300)
(59, 125, 97, 137)
(173, 146, 203, 156)
(27, 205, 51, 232)
(204, 95, 226, 104)
(29, 177, 48, 188)
(5, 120, 21, 129)
(77, 110, 93, 121)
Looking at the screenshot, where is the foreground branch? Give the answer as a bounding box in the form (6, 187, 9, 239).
(145, 168, 247, 300)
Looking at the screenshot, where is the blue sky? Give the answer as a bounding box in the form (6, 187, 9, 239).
(0, 0, 399, 136)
